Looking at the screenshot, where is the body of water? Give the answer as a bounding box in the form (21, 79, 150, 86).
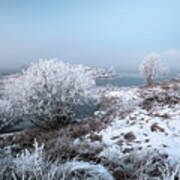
(96, 72, 178, 87)
(0, 70, 178, 88)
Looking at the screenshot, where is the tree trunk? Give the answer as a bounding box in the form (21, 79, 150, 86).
(147, 76, 153, 86)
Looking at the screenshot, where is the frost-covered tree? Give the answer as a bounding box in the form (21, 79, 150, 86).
(1, 59, 96, 129)
(108, 65, 116, 77)
(139, 53, 166, 86)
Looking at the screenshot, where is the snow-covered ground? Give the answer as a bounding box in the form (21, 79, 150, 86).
(78, 82, 180, 172)
(1, 78, 180, 179)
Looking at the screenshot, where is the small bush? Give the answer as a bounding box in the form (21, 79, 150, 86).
(139, 53, 168, 86)
(101, 150, 180, 180)
(0, 139, 113, 180)
(141, 89, 180, 109)
(13, 139, 46, 178)
(59, 161, 114, 180)
(0, 99, 17, 130)
(1, 59, 96, 129)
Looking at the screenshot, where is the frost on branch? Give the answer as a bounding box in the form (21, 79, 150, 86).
(0, 99, 16, 130)
(2, 59, 96, 129)
(59, 161, 114, 180)
(139, 53, 168, 86)
(108, 65, 116, 77)
(13, 139, 45, 178)
(74, 64, 117, 79)
(11, 140, 114, 180)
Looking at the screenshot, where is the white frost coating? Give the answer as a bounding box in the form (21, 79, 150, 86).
(139, 53, 160, 85)
(139, 52, 168, 85)
(106, 88, 139, 102)
(60, 161, 114, 180)
(108, 65, 116, 77)
(72, 64, 116, 79)
(0, 99, 15, 130)
(1, 59, 96, 128)
(14, 139, 45, 176)
(13, 141, 114, 180)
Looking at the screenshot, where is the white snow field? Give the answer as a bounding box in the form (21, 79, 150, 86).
(77, 82, 180, 177)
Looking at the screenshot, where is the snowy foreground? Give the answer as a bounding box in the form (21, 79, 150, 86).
(1, 78, 180, 179)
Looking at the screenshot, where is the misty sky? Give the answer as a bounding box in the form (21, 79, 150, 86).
(0, 0, 180, 70)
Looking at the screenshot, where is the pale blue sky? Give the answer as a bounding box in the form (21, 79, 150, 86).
(0, 0, 180, 69)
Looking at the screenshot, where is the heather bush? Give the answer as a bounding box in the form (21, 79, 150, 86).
(141, 87, 180, 109)
(100, 149, 180, 180)
(1, 59, 96, 129)
(0, 139, 114, 180)
(126, 151, 180, 180)
(58, 161, 114, 180)
(13, 139, 46, 179)
(1, 139, 180, 179)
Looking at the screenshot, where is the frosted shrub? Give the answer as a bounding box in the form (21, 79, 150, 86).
(141, 87, 180, 109)
(128, 151, 180, 180)
(2, 59, 96, 128)
(67, 64, 116, 79)
(11, 139, 113, 180)
(101, 150, 180, 180)
(13, 149, 114, 179)
(139, 53, 168, 86)
(108, 65, 116, 77)
(0, 99, 18, 131)
(58, 161, 114, 180)
(13, 139, 45, 178)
